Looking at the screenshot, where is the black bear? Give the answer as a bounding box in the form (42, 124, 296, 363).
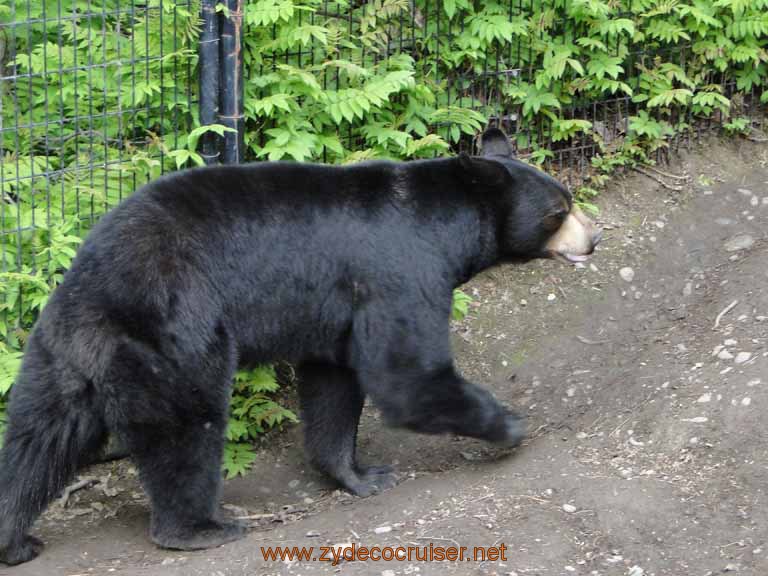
(0, 128, 600, 565)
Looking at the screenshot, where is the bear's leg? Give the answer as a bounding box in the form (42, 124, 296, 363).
(351, 307, 525, 447)
(125, 416, 246, 550)
(370, 365, 525, 446)
(110, 336, 246, 551)
(297, 362, 396, 497)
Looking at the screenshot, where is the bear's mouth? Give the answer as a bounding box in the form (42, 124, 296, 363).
(552, 251, 591, 264)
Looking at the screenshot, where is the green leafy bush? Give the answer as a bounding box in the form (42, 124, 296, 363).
(2, 0, 767, 475)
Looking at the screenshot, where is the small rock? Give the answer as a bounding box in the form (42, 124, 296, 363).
(738, 188, 753, 196)
(724, 234, 755, 252)
(305, 530, 320, 537)
(382, 571, 396, 576)
(750, 196, 759, 206)
(724, 338, 738, 346)
(747, 379, 761, 387)
(619, 267, 635, 282)
(763, 197, 768, 205)
(683, 282, 693, 297)
(681, 416, 708, 423)
(288, 479, 300, 489)
(741, 397, 751, 406)
(628, 566, 645, 576)
(374, 525, 392, 534)
(715, 218, 733, 226)
(724, 563, 739, 572)
(562, 503, 577, 513)
(547, 293, 556, 301)
(653, 220, 665, 229)
(735, 352, 751, 364)
(589, 263, 599, 272)
(520, 299, 528, 306)
(696, 393, 711, 403)
(718, 349, 734, 360)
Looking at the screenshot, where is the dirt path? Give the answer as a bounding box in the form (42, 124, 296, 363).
(5, 140, 768, 576)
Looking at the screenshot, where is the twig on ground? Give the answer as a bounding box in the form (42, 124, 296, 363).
(632, 167, 685, 191)
(645, 165, 689, 180)
(714, 299, 739, 330)
(577, 335, 610, 345)
(59, 477, 99, 508)
(235, 513, 277, 521)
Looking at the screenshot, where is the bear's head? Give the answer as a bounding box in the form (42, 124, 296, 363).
(468, 127, 602, 264)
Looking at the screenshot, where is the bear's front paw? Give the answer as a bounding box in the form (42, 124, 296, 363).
(152, 518, 247, 551)
(490, 412, 526, 448)
(345, 465, 398, 498)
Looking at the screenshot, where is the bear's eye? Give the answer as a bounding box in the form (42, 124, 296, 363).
(544, 209, 568, 230)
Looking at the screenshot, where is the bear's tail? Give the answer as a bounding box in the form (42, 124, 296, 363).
(0, 377, 106, 566)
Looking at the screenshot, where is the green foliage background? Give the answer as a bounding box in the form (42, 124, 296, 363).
(1, 0, 767, 475)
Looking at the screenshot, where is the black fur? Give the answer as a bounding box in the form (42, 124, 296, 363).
(0, 129, 575, 565)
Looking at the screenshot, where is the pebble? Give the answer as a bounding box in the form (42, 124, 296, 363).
(738, 188, 753, 196)
(747, 379, 761, 387)
(374, 525, 392, 534)
(715, 217, 733, 226)
(547, 293, 556, 301)
(628, 566, 645, 576)
(734, 352, 751, 364)
(562, 503, 577, 513)
(288, 479, 300, 489)
(382, 571, 396, 576)
(724, 338, 738, 346)
(681, 416, 708, 423)
(724, 234, 755, 252)
(696, 393, 711, 403)
(683, 282, 693, 297)
(763, 197, 768, 205)
(619, 267, 635, 282)
(741, 397, 751, 406)
(751, 196, 759, 206)
(718, 349, 734, 360)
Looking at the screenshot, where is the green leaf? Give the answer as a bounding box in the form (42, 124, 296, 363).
(451, 289, 473, 321)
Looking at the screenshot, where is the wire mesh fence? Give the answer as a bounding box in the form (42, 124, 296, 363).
(1, 0, 196, 354)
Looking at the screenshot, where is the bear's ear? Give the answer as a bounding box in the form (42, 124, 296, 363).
(458, 152, 508, 186)
(479, 128, 515, 158)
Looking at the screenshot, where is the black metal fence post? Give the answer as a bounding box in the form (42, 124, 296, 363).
(199, 0, 221, 165)
(219, 0, 244, 164)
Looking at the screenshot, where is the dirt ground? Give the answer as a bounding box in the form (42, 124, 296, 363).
(4, 139, 768, 576)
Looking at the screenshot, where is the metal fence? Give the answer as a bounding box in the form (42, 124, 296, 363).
(1, 0, 766, 352)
